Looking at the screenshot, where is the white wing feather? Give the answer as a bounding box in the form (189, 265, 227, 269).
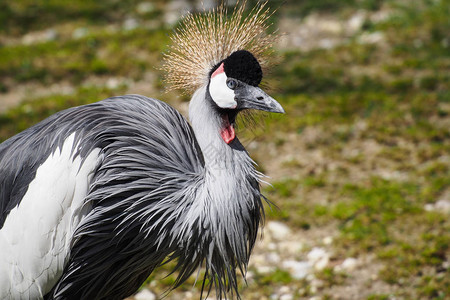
(0, 133, 101, 299)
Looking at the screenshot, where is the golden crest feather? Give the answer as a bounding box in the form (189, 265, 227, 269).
(162, 0, 275, 94)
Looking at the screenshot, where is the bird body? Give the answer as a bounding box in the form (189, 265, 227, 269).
(0, 130, 100, 298)
(0, 2, 283, 299)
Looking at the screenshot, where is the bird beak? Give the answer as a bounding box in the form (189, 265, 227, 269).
(235, 83, 285, 114)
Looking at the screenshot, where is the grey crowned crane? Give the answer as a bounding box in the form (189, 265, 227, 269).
(0, 2, 284, 299)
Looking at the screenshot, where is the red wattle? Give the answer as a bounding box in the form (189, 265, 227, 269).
(221, 125, 235, 144)
(220, 115, 235, 144)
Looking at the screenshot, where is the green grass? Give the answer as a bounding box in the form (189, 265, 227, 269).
(0, 27, 168, 86)
(0, 0, 164, 35)
(254, 1, 450, 295)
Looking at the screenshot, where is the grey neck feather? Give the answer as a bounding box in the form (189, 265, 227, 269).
(189, 86, 243, 170)
(181, 86, 263, 298)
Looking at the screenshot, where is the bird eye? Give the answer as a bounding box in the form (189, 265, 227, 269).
(226, 79, 237, 90)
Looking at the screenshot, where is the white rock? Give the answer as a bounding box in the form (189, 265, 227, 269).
(307, 247, 326, 262)
(306, 274, 315, 281)
(424, 199, 450, 213)
(314, 18, 342, 34)
(21, 29, 59, 45)
(123, 18, 139, 31)
(256, 265, 275, 274)
(318, 38, 338, 49)
(307, 247, 330, 270)
(370, 10, 391, 23)
(279, 241, 303, 255)
(134, 288, 156, 300)
(250, 253, 266, 266)
(268, 242, 277, 251)
(280, 294, 294, 300)
(282, 260, 312, 279)
(106, 78, 120, 89)
(323, 236, 333, 245)
(424, 203, 435, 211)
(72, 27, 89, 39)
(359, 31, 384, 44)
(435, 199, 450, 213)
(347, 11, 366, 33)
(266, 221, 291, 240)
(342, 257, 358, 271)
(164, 0, 192, 25)
(310, 278, 324, 288)
(336, 257, 358, 272)
(44, 29, 58, 41)
(315, 257, 329, 270)
(137, 2, 155, 14)
(22, 34, 35, 45)
(267, 252, 281, 264)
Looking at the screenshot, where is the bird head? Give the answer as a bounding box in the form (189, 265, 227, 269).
(161, 2, 283, 138)
(208, 50, 284, 143)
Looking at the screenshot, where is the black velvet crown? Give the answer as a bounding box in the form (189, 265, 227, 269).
(211, 50, 263, 87)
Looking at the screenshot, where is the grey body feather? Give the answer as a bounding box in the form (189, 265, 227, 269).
(0, 94, 264, 299)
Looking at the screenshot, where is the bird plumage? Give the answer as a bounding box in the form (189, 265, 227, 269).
(0, 1, 283, 299)
(0, 95, 264, 299)
(0, 131, 100, 298)
(162, 0, 275, 94)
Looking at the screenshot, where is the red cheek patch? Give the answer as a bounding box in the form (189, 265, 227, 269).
(221, 125, 235, 144)
(211, 63, 225, 78)
(220, 114, 235, 144)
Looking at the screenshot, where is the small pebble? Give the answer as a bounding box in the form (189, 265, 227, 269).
(137, 2, 155, 14)
(323, 236, 333, 245)
(340, 257, 358, 272)
(282, 260, 312, 279)
(266, 221, 292, 240)
(307, 247, 330, 270)
(134, 288, 156, 300)
(72, 27, 88, 39)
(280, 294, 293, 300)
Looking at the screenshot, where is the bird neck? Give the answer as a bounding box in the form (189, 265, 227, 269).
(182, 87, 263, 294)
(189, 86, 247, 172)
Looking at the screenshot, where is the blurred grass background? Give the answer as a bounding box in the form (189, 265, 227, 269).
(0, 0, 449, 299)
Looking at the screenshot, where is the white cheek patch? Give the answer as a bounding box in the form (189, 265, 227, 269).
(209, 72, 237, 109)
